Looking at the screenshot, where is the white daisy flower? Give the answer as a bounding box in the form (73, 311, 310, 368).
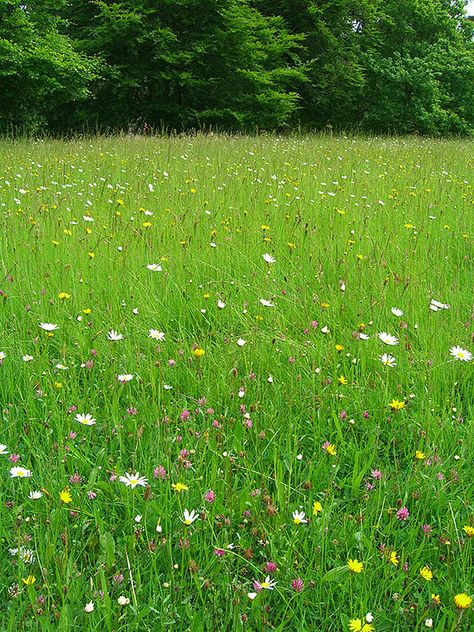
(22, 355, 34, 362)
(259, 299, 274, 307)
(107, 329, 124, 341)
(217, 300, 226, 309)
(237, 338, 246, 347)
(378, 332, 399, 346)
(55, 363, 69, 370)
(430, 299, 449, 311)
(10, 466, 32, 478)
(39, 322, 58, 332)
(28, 490, 43, 500)
(149, 329, 165, 341)
(449, 346, 472, 362)
(262, 253, 276, 264)
(379, 353, 397, 367)
(147, 263, 162, 272)
(117, 374, 134, 383)
(0, 444, 8, 455)
(260, 576, 277, 590)
(182, 509, 199, 525)
(359, 333, 370, 340)
(84, 602, 94, 613)
(75, 413, 96, 426)
(119, 472, 148, 489)
(391, 307, 403, 317)
(292, 510, 308, 525)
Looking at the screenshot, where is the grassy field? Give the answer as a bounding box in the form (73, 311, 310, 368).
(0, 134, 473, 631)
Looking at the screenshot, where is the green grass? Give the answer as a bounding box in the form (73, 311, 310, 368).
(0, 134, 473, 631)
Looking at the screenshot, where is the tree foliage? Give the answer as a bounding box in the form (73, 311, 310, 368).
(0, 0, 473, 134)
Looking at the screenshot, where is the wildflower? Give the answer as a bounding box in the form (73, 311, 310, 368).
(60, 487, 72, 504)
(182, 509, 199, 525)
(415, 450, 426, 460)
(22, 355, 34, 362)
(149, 329, 165, 341)
(431, 594, 441, 605)
(22, 576, 36, 586)
(378, 332, 398, 345)
(371, 469, 382, 479)
(396, 507, 409, 521)
(338, 375, 348, 384)
(119, 472, 148, 489)
(322, 442, 337, 456)
(0, 444, 8, 455)
(454, 593, 472, 609)
(463, 525, 474, 537)
(262, 253, 276, 264)
(147, 263, 162, 272)
(75, 413, 96, 426)
(118, 596, 130, 606)
(348, 619, 374, 632)
(425, 619, 433, 628)
(430, 299, 449, 311)
(84, 602, 94, 613)
(291, 578, 304, 593)
(237, 338, 246, 347)
(379, 354, 396, 367)
(117, 374, 134, 384)
(107, 329, 124, 341)
(192, 348, 205, 359)
(389, 551, 399, 566)
(172, 482, 189, 493)
(388, 399, 405, 411)
(335, 344, 344, 352)
(28, 491, 43, 500)
(259, 299, 274, 307)
(39, 322, 58, 332)
(10, 466, 32, 478)
(10, 547, 35, 564)
(391, 307, 403, 317)
(292, 510, 308, 525)
(313, 501, 322, 515)
(420, 566, 433, 581)
(217, 300, 226, 309)
(450, 346, 472, 362)
(256, 576, 277, 591)
(204, 490, 215, 503)
(348, 559, 364, 573)
(58, 292, 71, 299)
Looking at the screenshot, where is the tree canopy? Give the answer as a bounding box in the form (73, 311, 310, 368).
(1, 0, 473, 134)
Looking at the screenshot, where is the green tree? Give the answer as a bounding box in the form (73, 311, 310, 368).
(356, 0, 474, 134)
(59, 0, 305, 131)
(0, 0, 96, 133)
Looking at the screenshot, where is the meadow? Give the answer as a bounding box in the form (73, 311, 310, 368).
(0, 134, 472, 631)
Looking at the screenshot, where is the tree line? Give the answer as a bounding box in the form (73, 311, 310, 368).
(1, 0, 474, 135)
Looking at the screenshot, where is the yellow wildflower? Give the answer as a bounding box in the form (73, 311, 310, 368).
(172, 482, 189, 493)
(454, 593, 472, 609)
(419, 566, 433, 581)
(388, 399, 405, 411)
(60, 487, 72, 504)
(348, 559, 363, 573)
